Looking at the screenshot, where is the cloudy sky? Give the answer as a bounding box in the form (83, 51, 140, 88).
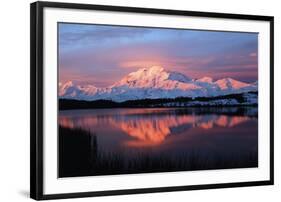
(59, 23, 258, 87)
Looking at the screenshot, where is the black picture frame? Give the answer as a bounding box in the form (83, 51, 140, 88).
(30, 1, 274, 200)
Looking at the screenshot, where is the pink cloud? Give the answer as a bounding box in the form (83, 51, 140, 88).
(249, 52, 257, 57)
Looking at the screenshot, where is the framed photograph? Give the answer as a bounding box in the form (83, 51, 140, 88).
(30, 1, 274, 200)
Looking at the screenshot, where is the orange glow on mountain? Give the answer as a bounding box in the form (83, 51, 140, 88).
(228, 116, 251, 127)
(119, 120, 170, 146)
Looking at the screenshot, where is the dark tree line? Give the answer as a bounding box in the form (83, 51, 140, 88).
(59, 91, 257, 110)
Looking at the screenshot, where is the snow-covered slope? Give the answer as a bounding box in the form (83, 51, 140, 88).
(59, 66, 257, 102)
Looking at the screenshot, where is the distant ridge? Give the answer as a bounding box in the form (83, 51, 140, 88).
(59, 66, 258, 102)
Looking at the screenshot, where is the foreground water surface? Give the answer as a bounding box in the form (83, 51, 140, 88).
(59, 107, 258, 177)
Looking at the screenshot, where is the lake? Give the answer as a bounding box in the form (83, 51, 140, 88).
(58, 107, 258, 177)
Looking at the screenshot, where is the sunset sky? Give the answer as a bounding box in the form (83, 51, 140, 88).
(59, 23, 258, 87)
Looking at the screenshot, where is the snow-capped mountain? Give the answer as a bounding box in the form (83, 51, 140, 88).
(59, 66, 257, 102)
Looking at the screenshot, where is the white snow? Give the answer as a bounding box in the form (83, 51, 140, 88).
(196, 77, 213, 83)
(59, 66, 258, 102)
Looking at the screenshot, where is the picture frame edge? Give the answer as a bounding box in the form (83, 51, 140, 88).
(30, 1, 44, 200)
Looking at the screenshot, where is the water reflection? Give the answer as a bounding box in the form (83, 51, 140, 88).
(59, 108, 257, 147)
(59, 107, 258, 177)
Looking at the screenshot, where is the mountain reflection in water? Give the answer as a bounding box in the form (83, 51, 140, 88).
(59, 107, 258, 177)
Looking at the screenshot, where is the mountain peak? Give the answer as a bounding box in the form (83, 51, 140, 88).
(64, 80, 74, 86)
(59, 67, 257, 102)
(215, 77, 250, 90)
(134, 66, 165, 76)
(113, 66, 192, 89)
(148, 65, 164, 72)
(59, 81, 75, 97)
(197, 77, 213, 83)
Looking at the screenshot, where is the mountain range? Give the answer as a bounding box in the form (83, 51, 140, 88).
(59, 66, 258, 102)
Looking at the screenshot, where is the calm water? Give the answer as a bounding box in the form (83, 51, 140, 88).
(59, 107, 258, 177)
